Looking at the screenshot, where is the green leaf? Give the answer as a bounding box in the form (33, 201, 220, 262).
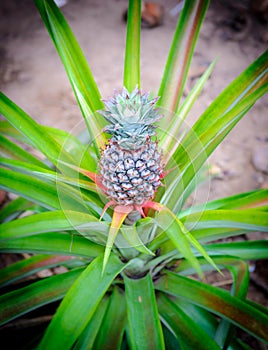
(189, 227, 244, 244)
(37, 254, 125, 350)
(34, 0, 106, 152)
(158, 293, 220, 350)
(177, 255, 249, 301)
(0, 167, 61, 210)
(159, 59, 217, 155)
(155, 209, 202, 277)
(156, 207, 220, 277)
(0, 119, 30, 144)
(0, 119, 97, 171)
(179, 189, 268, 217)
(93, 287, 126, 350)
(162, 325, 181, 350)
(191, 50, 268, 137)
(0, 134, 50, 169)
(172, 298, 218, 339)
(0, 232, 104, 258)
(0, 167, 96, 214)
(174, 297, 246, 350)
(0, 197, 34, 223)
(182, 209, 268, 232)
(0, 268, 83, 325)
(0, 254, 76, 288)
(73, 296, 109, 350)
(156, 272, 268, 344)
(120, 225, 155, 256)
(43, 125, 98, 172)
(1, 157, 55, 175)
(8, 162, 103, 213)
(245, 299, 268, 317)
(0, 210, 108, 241)
(157, 0, 209, 114)
(124, 273, 165, 350)
(174, 209, 268, 248)
(1, 157, 98, 195)
(124, 0, 141, 90)
(0, 93, 75, 169)
(206, 240, 268, 260)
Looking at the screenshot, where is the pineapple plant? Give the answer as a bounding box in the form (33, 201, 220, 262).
(0, 0, 268, 349)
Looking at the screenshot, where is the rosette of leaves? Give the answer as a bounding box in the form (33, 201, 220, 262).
(0, 0, 268, 349)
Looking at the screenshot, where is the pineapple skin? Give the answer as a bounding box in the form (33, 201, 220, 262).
(100, 139, 163, 206)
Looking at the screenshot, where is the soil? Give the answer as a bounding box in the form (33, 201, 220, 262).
(0, 0, 268, 346)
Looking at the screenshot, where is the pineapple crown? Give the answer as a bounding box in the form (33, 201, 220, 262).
(99, 87, 161, 149)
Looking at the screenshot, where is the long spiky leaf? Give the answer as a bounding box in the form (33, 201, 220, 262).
(156, 207, 220, 276)
(124, 273, 165, 350)
(157, 0, 209, 115)
(124, 0, 141, 90)
(34, 0, 106, 153)
(38, 255, 125, 350)
(102, 206, 133, 274)
(0, 93, 74, 169)
(156, 272, 268, 344)
(159, 59, 217, 159)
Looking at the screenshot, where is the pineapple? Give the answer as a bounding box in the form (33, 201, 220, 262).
(98, 87, 164, 210)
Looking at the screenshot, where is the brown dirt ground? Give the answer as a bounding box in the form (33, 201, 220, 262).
(0, 0, 268, 343)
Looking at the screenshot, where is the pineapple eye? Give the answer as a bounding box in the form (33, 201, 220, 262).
(102, 172, 110, 180)
(110, 153, 119, 162)
(140, 152, 150, 161)
(110, 174, 119, 183)
(149, 164, 160, 172)
(124, 158, 135, 170)
(147, 173, 157, 182)
(121, 182, 133, 190)
(135, 160, 146, 171)
(115, 160, 125, 172)
(144, 183, 153, 192)
(146, 159, 156, 168)
(140, 169, 151, 178)
(128, 189, 138, 198)
(113, 184, 122, 192)
(117, 173, 128, 182)
(123, 199, 135, 206)
(107, 189, 116, 197)
(100, 159, 110, 168)
(127, 169, 139, 178)
(131, 177, 143, 186)
(108, 163, 115, 172)
(117, 192, 128, 199)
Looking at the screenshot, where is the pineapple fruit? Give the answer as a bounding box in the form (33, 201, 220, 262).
(98, 87, 164, 213)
